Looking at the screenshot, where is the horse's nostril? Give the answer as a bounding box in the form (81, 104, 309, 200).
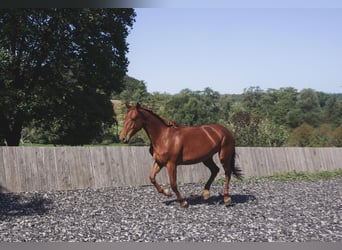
(121, 137, 129, 143)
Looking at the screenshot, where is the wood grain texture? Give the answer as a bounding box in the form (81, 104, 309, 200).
(0, 146, 341, 193)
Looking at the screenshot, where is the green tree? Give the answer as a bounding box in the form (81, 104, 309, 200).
(322, 96, 342, 127)
(257, 119, 290, 146)
(148, 92, 172, 115)
(228, 112, 261, 146)
(260, 87, 298, 126)
(164, 88, 221, 126)
(287, 89, 322, 128)
(288, 123, 315, 146)
(332, 124, 342, 147)
(116, 75, 150, 104)
(227, 112, 289, 146)
(310, 124, 334, 147)
(217, 94, 233, 123)
(241, 86, 264, 115)
(0, 9, 136, 145)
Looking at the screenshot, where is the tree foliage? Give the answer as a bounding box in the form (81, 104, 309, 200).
(113, 78, 342, 147)
(0, 9, 135, 145)
(163, 88, 221, 126)
(288, 123, 315, 147)
(332, 124, 342, 147)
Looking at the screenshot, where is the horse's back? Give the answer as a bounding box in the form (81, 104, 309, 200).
(176, 123, 233, 142)
(174, 123, 233, 164)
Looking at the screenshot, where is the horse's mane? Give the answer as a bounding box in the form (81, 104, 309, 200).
(140, 107, 180, 127)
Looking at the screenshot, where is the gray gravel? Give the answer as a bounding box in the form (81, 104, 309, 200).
(0, 177, 341, 242)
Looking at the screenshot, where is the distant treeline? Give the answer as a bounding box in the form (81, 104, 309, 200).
(113, 76, 342, 147)
(9, 75, 342, 147)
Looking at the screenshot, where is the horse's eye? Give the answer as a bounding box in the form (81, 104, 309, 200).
(131, 118, 136, 122)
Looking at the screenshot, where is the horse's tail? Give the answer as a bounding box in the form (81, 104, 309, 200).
(231, 149, 243, 180)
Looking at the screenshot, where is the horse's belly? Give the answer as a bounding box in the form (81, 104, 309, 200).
(179, 141, 219, 165)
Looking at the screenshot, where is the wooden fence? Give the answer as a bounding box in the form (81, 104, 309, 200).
(0, 146, 341, 193)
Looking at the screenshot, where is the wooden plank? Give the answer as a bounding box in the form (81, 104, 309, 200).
(12, 147, 25, 192)
(236, 147, 248, 177)
(292, 147, 304, 172)
(26, 147, 40, 192)
(318, 148, 328, 172)
(2, 147, 19, 192)
(193, 163, 210, 184)
(56, 147, 72, 190)
(0, 147, 8, 192)
(283, 147, 293, 173)
(279, 147, 288, 173)
(306, 148, 316, 172)
(252, 147, 260, 176)
(66, 146, 79, 190)
(266, 147, 274, 175)
(326, 148, 339, 170)
(117, 147, 130, 185)
(128, 147, 141, 185)
(45, 147, 58, 191)
(107, 147, 125, 187)
(262, 147, 271, 176)
(101, 146, 113, 188)
(74, 147, 94, 189)
(267, 147, 275, 176)
(286, 147, 298, 172)
(123, 146, 150, 186)
(90, 147, 111, 189)
(331, 148, 342, 170)
(327, 148, 334, 170)
(35, 147, 48, 191)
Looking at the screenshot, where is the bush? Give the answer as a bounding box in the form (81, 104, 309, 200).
(288, 123, 336, 147)
(288, 123, 314, 146)
(332, 124, 342, 147)
(227, 112, 289, 146)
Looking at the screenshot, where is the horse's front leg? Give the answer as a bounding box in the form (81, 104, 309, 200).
(167, 162, 188, 207)
(149, 161, 171, 197)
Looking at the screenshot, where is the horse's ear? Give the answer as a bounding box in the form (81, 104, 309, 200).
(136, 102, 141, 109)
(125, 102, 131, 109)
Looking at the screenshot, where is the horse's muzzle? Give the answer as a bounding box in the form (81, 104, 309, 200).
(121, 137, 129, 144)
(120, 134, 130, 144)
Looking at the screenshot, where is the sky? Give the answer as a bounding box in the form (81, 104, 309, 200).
(126, 7, 342, 94)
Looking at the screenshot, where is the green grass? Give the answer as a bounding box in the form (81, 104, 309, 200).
(263, 169, 342, 181)
(213, 169, 342, 184)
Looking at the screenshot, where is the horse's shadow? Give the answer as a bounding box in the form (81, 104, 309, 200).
(0, 185, 53, 219)
(163, 193, 256, 207)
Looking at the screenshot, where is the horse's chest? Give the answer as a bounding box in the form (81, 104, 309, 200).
(153, 151, 169, 166)
(152, 134, 181, 166)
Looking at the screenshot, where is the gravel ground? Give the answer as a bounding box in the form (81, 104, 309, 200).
(0, 177, 341, 242)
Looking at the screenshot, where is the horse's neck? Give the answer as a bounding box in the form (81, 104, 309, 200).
(141, 110, 168, 145)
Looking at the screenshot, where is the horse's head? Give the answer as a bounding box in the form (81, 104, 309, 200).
(120, 103, 145, 143)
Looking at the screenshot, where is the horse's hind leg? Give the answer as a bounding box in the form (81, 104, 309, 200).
(222, 165, 232, 204)
(202, 157, 220, 200)
(220, 145, 235, 205)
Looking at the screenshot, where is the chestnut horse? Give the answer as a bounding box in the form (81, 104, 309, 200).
(120, 103, 242, 207)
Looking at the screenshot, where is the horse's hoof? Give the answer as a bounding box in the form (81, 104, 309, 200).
(202, 189, 210, 200)
(180, 200, 189, 208)
(163, 189, 172, 197)
(224, 196, 232, 205)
